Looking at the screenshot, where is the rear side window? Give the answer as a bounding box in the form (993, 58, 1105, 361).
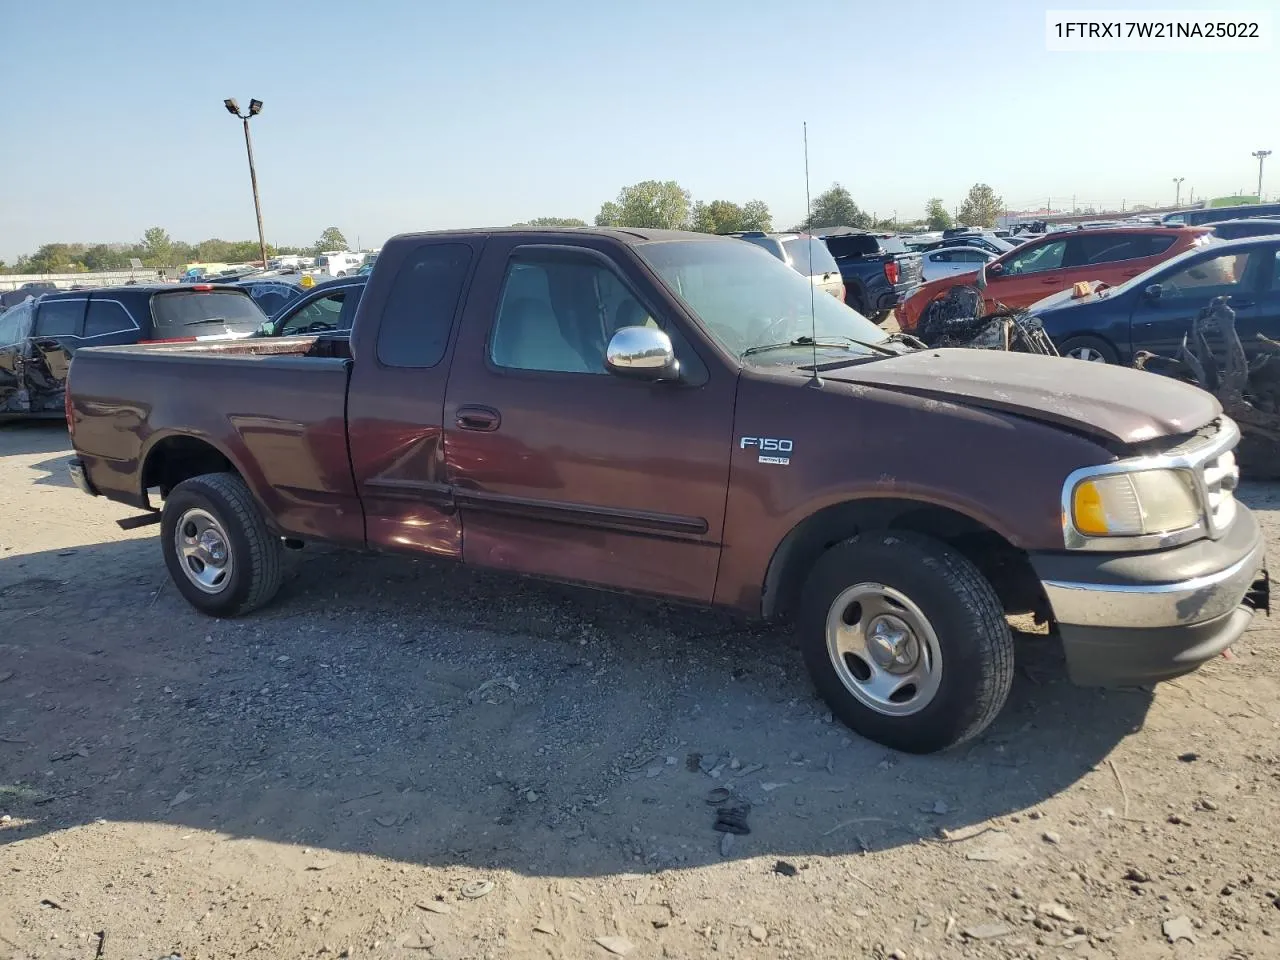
(740, 236, 785, 261)
(33, 299, 86, 337)
(376, 243, 473, 367)
(84, 299, 136, 337)
(823, 234, 880, 259)
(151, 291, 265, 334)
(782, 237, 840, 275)
(1072, 233, 1174, 266)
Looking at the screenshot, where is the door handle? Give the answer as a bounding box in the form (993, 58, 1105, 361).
(455, 405, 501, 432)
(1041, 277, 1063, 284)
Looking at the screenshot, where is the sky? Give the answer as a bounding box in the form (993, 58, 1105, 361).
(2, 0, 1277, 261)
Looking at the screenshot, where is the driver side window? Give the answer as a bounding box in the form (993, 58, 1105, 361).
(1004, 239, 1066, 275)
(282, 292, 345, 335)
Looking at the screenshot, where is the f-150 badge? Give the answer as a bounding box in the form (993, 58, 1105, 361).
(740, 436, 792, 465)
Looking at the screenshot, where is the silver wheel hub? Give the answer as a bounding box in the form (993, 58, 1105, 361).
(175, 507, 234, 594)
(1068, 346, 1107, 363)
(825, 583, 943, 717)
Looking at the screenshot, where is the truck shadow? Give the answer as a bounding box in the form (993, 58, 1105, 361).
(0, 535, 1154, 878)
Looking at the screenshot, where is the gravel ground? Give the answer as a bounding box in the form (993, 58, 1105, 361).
(1, 421, 1278, 960)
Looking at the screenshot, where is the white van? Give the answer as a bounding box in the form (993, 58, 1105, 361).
(315, 251, 364, 277)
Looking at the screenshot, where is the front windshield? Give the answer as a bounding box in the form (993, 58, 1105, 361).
(636, 239, 889, 360)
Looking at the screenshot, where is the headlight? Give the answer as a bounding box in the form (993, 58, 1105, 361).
(1070, 469, 1201, 538)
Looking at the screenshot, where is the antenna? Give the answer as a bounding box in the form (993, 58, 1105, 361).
(803, 122, 822, 388)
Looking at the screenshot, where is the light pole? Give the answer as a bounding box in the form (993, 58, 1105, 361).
(1172, 177, 1184, 207)
(1252, 150, 1271, 202)
(223, 98, 268, 268)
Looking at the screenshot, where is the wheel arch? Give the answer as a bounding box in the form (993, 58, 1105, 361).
(140, 432, 247, 506)
(760, 497, 1047, 622)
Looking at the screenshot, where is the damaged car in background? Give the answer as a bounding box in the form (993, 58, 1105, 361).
(0, 285, 266, 420)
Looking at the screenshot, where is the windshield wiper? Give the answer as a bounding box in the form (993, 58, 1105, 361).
(182, 317, 229, 326)
(742, 335, 897, 358)
(882, 331, 927, 350)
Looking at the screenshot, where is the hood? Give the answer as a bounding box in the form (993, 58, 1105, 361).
(821, 348, 1220, 445)
(1026, 280, 1114, 313)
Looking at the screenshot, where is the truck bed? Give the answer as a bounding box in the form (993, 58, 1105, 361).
(67, 333, 363, 543)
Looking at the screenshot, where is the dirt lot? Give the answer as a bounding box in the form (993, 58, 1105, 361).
(1, 421, 1278, 960)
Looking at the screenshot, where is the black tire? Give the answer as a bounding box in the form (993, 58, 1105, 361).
(1057, 335, 1118, 364)
(870, 309, 891, 325)
(798, 531, 1013, 754)
(161, 472, 283, 617)
(847, 287, 871, 317)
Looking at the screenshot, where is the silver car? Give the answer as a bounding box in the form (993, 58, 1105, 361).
(920, 245, 996, 282)
(731, 232, 846, 302)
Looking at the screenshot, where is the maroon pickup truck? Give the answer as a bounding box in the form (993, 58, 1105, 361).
(66, 227, 1269, 753)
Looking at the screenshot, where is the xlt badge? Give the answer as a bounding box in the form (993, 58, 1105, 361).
(740, 436, 793, 465)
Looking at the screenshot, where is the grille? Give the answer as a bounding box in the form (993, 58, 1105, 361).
(1200, 446, 1239, 536)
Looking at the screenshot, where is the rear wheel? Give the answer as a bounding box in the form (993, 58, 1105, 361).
(798, 531, 1014, 753)
(847, 287, 871, 317)
(1057, 335, 1118, 364)
(161, 472, 283, 617)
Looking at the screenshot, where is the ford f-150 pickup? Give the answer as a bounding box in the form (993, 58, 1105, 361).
(65, 227, 1270, 753)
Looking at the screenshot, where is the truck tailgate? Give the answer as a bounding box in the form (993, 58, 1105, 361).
(68, 342, 361, 542)
(896, 252, 924, 286)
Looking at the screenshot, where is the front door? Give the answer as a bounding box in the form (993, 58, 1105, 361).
(443, 238, 737, 602)
(986, 236, 1069, 309)
(1130, 244, 1274, 361)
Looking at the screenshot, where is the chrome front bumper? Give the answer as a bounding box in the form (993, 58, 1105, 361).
(1041, 536, 1267, 629)
(1031, 506, 1268, 686)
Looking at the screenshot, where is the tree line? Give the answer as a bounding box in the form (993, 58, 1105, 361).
(524, 180, 1005, 234)
(0, 226, 353, 275)
(2, 181, 1009, 275)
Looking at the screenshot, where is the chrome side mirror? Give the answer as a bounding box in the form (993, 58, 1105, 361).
(605, 326, 679, 381)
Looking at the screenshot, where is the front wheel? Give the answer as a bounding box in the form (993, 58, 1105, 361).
(798, 531, 1013, 753)
(161, 472, 283, 617)
(1057, 335, 1118, 364)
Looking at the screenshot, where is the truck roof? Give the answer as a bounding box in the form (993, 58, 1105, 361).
(387, 227, 726, 246)
(38, 283, 250, 299)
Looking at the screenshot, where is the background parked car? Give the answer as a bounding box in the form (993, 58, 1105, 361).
(1209, 218, 1280, 240)
(920, 245, 996, 282)
(0, 284, 267, 419)
(812, 228, 922, 321)
(235, 275, 308, 317)
(898, 226, 1213, 331)
(727, 231, 845, 302)
(259, 275, 367, 337)
(1027, 235, 1280, 364)
(921, 233, 1014, 256)
(0, 281, 57, 310)
(1161, 201, 1280, 227)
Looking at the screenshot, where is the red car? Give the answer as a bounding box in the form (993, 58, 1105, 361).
(898, 226, 1213, 331)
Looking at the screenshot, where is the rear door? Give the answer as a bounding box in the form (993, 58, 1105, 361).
(346, 238, 481, 555)
(1062, 232, 1178, 286)
(1130, 244, 1273, 359)
(29, 296, 87, 382)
